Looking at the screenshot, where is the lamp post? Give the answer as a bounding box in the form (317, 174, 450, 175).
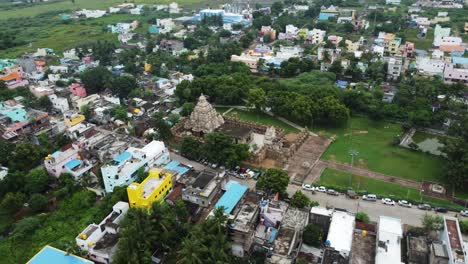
(348, 149, 359, 187)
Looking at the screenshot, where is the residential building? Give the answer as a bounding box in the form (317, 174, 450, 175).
(101, 141, 170, 193)
(386, 57, 403, 81)
(158, 39, 184, 55)
(69, 83, 87, 97)
(48, 94, 70, 113)
(64, 111, 86, 128)
(44, 143, 92, 179)
(325, 210, 355, 260)
(444, 64, 468, 85)
(0, 72, 29, 89)
(260, 26, 277, 40)
(76, 9, 106, 18)
(434, 24, 451, 38)
(76, 202, 129, 264)
(231, 54, 259, 71)
(156, 18, 175, 34)
(30, 85, 54, 97)
(214, 181, 248, 215)
(404, 42, 415, 58)
(127, 168, 173, 210)
(72, 94, 100, 111)
(276, 46, 304, 61)
(0, 101, 27, 122)
(439, 216, 468, 264)
(308, 28, 326, 44)
(433, 36, 462, 47)
(230, 193, 261, 257)
(376, 216, 404, 264)
(416, 56, 445, 76)
(430, 241, 450, 264)
(386, 0, 401, 4)
(27, 245, 93, 264)
(407, 235, 430, 264)
(182, 170, 227, 207)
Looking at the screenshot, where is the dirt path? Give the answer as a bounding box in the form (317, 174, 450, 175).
(303, 160, 422, 190)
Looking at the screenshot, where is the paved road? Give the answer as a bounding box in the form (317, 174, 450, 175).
(287, 185, 463, 227)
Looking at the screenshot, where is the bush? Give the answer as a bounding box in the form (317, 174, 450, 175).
(356, 212, 370, 223)
(290, 191, 311, 208)
(460, 220, 468, 234)
(28, 193, 48, 212)
(303, 224, 322, 246)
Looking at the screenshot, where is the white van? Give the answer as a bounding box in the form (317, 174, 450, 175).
(362, 194, 377, 201)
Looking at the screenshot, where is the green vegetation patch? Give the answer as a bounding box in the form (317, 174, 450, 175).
(315, 116, 446, 183)
(318, 168, 463, 210)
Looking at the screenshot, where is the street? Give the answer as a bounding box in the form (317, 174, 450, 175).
(169, 151, 466, 228)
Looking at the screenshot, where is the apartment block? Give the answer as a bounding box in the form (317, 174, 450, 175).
(101, 141, 170, 193)
(127, 168, 173, 210)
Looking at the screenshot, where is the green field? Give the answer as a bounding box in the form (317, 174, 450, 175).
(402, 28, 434, 50)
(314, 116, 446, 183)
(0, 0, 204, 20)
(318, 168, 464, 210)
(219, 108, 300, 134)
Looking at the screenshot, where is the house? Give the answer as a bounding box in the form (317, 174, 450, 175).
(158, 39, 184, 55)
(156, 18, 176, 34)
(30, 85, 54, 97)
(386, 0, 401, 4)
(230, 193, 261, 257)
(430, 241, 450, 264)
(182, 170, 227, 207)
(0, 72, 29, 89)
(416, 56, 445, 76)
(325, 210, 355, 260)
(27, 245, 93, 264)
(444, 64, 468, 85)
(433, 36, 462, 47)
(386, 57, 403, 80)
(0, 102, 49, 140)
(76, 9, 106, 18)
(72, 94, 100, 111)
(260, 26, 277, 40)
(64, 111, 86, 128)
(375, 216, 404, 264)
(63, 49, 80, 60)
(231, 54, 259, 71)
(76, 202, 129, 264)
(0, 101, 27, 122)
(44, 143, 92, 179)
(404, 42, 415, 58)
(214, 181, 248, 215)
(127, 169, 173, 210)
(407, 235, 429, 264)
(101, 141, 170, 193)
(439, 216, 468, 264)
(308, 28, 326, 44)
(69, 83, 87, 98)
(118, 33, 135, 44)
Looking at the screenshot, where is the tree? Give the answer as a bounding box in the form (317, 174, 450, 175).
(225, 143, 251, 168)
(329, 60, 343, 77)
(290, 190, 311, 208)
(168, 113, 180, 125)
(180, 137, 201, 160)
(180, 102, 195, 116)
(356, 212, 370, 223)
(271, 1, 284, 15)
(0, 80, 6, 90)
(203, 132, 233, 164)
(302, 224, 322, 246)
(80, 104, 93, 120)
(111, 105, 128, 121)
(24, 169, 50, 194)
(256, 169, 290, 197)
(151, 112, 173, 141)
(110, 75, 137, 99)
(28, 193, 48, 212)
(81, 66, 112, 94)
(247, 88, 267, 112)
(0, 192, 25, 214)
(12, 216, 42, 239)
(9, 143, 41, 172)
(422, 214, 443, 232)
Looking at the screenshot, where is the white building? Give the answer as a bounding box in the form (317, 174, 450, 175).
(433, 36, 462, 47)
(49, 65, 68, 74)
(440, 216, 468, 264)
(76, 202, 129, 264)
(386, 57, 403, 81)
(231, 54, 259, 70)
(49, 94, 70, 113)
(76, 9, 106, 18)
(376, 216, 404, 264)
(63, 49, 80, 60)
(156, 18, 176, 34)
(326, 210, 355, 259)
(101, 141, 170, 193)
(386, 0, 401, 4)
(308, 28, 326, 44)
(416, 57, 445, 76)
(276, 46, 304, 60)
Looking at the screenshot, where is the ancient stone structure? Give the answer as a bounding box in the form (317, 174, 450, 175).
(184, 94, 224, 135)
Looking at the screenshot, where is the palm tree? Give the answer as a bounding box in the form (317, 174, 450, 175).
(177, 237, 207, 264)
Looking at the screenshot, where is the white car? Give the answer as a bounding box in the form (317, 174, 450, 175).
(302, 184, 315, 191)
(382, 198, 395, 206)
(362, 194, 377, 201)
(316, 186, 327, 192)
(461, 210, 468, 217)
(398, 200, 412, 208)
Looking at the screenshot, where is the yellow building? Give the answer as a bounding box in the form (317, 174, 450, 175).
(64, 112, 85, 128)
(127, 168, 172, 210)
(144, 63, 152, 73)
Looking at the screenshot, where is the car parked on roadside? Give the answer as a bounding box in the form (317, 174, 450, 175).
(327, 189, 339, 196)
(362, 194, 377, 201)
(316, 186, 327, 193)
(302, 184, 315, 191)
(382, 198, 395, 206)
(398, 200, 412, 208)
(460, 210, 468, 217)
(418, 204, 432, 210)
(435, 207, 448, 213)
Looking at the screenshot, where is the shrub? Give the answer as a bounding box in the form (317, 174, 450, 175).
(303, 224, 322, 246)
(356, 212, 370, 223)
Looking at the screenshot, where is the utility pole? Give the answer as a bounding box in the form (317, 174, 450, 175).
(348, 149, 359, 188)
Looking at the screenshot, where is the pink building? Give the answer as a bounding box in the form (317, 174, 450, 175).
(444, 64, 468, 85)
(69, 83, 87, 97)
(404, 42, 414, 58)
(44, 144, 79, 177)
(327, 35, 343, 46)
(82, 56, 93, 65)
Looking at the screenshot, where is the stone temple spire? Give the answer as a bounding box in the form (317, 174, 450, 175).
(185, 94, 224, 134)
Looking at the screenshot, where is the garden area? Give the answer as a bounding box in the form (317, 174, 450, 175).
(317, 168, 464, 210)
(314, 116, 446, 183)
(217, 108, 300, 134)
(410, 131, 445, 156)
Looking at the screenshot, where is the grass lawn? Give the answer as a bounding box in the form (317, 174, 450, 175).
(318, 168, 464, 210)
(215, 106, 231, 115)
(412, 131, 446, 144)
(402, 28, 434, 50)
(219, 109, 299, 134)
(314, 116, 446, 183)
(0, 0, 205, 20)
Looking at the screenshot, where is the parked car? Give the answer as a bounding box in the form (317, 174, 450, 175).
(327, 189, 339, 196)
(435, 207, 448, 213)
(460, 210, 468, 217)
(347, 190, 358, 199)
(398, 200, 412, 208)
(362, 194, 377, 201)
(382, 198, 395, 206)
(302, 184, 315, 191)
(418, 204, 432, 211)
(316, 186, 327, 193)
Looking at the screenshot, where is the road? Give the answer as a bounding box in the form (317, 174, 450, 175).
(169, 152, 466, 228)
(287, 184, 463, 227)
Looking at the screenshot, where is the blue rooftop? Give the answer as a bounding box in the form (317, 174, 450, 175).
(163, 160, 189, 176)
(65, 159, 81, 170)
(27, 245, 93, 264)
(51, 151, 62, 159)
(113, 151, 132, 164)
(453, 56, 468, 65)
(318, 13, 336, 21)
(336, 80, 349, 89)
(215, 182, 248, 214)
